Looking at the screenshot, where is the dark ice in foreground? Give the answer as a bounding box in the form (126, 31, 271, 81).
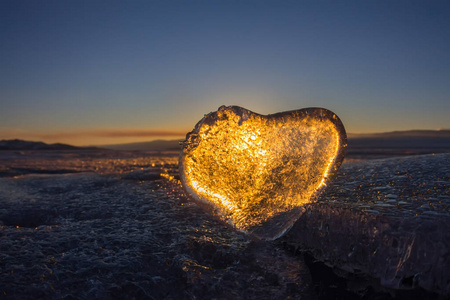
(0, 150, 448, 299)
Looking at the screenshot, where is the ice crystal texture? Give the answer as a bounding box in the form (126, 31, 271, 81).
(180, 106, 347, 240)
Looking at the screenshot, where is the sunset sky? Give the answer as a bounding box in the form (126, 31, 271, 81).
(1, 1, 449, 146)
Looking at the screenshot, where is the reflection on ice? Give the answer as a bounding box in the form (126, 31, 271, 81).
(0, 150, 179, 178)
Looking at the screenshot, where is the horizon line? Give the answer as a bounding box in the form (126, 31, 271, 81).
(1, 128, 449, 147)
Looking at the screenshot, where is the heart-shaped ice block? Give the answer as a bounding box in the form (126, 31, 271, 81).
(180, 106, 347, 240)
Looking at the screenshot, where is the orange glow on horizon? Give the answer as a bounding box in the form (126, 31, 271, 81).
(0, 128, 188, 146)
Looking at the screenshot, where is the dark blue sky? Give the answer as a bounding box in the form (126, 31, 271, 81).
(1, 1, 449, 145)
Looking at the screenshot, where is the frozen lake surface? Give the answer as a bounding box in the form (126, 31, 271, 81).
(0, 150, 448, 299)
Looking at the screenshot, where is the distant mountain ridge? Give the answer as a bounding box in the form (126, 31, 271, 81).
(102, 139, 182, 151)
(0, 139, 98, 151)
(348, 129, 450, 139)
(2, 130, 449, 152)
(346, 129, 450, 158)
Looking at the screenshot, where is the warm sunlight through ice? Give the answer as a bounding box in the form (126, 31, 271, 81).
(180, 106, 347, 240)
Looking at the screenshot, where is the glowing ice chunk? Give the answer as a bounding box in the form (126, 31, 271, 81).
(179, 106, 347, 240)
